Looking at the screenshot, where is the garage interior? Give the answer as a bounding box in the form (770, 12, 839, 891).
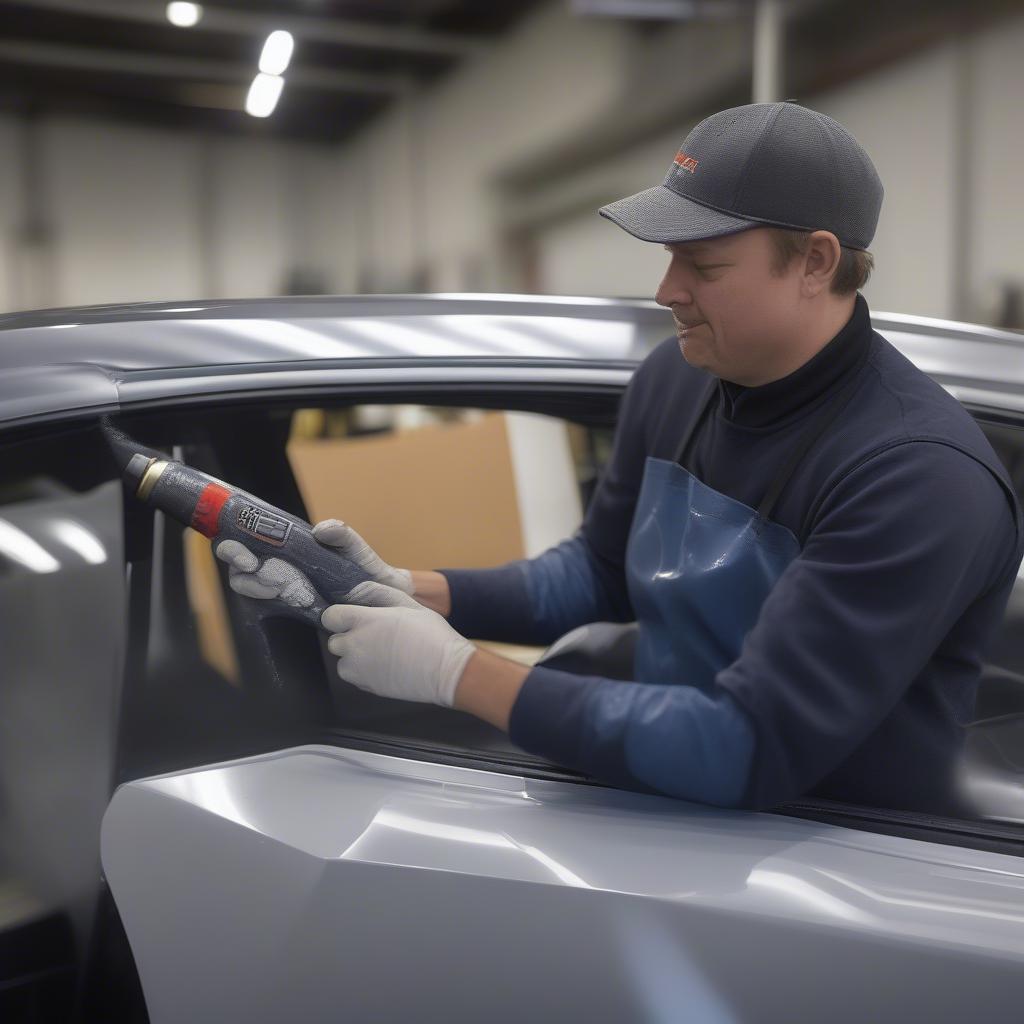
(2, 4, 1024, 1022)
(0, 0, 1022, 324)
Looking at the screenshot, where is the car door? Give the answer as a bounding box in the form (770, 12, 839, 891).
(5, 306, 1024, 1023)
(94, 357, 1024, 1024)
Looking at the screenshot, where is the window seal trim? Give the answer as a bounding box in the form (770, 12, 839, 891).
(323, 730, 1024, 856)
(774, 799, 1024, 857)
(322, 729, 599, 787)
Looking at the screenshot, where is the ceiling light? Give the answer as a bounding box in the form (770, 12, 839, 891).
(259, 30, 295, 76)
(245, 73, 284, 118)
(166, 2, 203, 28)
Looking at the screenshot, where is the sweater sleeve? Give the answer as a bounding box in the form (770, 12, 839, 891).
(442, 352, 654, 644)
(509, 666, 756, 806)
(442, 535, 633, 645)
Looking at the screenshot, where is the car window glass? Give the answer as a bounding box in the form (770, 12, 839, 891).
(180, 405, 613, 773)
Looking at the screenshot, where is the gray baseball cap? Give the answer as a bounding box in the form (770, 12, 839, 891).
(599, 101, 883, 251)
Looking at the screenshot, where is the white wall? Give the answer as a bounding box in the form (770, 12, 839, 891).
(811, 42, 960, 319)
(323, 2, 629, 293)
(529, 15, 1024, 321)
(305, 145, 362, 296)
(530, 129, 686, 299)
(967, 13, 1024, 323)
(0, 114, 338, 312)
(44, 119, 204, 306)
(519, 7, 1024, 322)
(815, 16, 1024, 322)
(208, 136, 294, 299)
(0, 117, 25, 314)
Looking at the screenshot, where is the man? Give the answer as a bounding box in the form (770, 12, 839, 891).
(221, 101, 1023, 816)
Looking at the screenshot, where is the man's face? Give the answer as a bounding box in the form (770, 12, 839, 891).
(654, 227, 802, 386)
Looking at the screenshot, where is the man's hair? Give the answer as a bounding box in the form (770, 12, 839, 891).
(767, 228, 874, 296)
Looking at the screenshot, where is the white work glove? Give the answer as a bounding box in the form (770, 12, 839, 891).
(215, 519, 412, 606)
(215, 539, 320, 609)
(323, 581, 475, 707)
(311, 519, 413, 595)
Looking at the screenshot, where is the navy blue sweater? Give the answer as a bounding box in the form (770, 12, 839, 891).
(443, 296, 1023, 814)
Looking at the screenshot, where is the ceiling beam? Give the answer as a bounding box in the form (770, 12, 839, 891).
(4, 0, 488, 58)
(0, 39, 412, 96)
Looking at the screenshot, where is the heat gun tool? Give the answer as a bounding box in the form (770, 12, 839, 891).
(105, 422, 371, 629)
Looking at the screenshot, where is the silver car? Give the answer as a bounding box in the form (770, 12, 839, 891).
(2, 296, 1023, 1022)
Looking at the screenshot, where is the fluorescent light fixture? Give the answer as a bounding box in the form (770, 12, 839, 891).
(259, 30, 295, 76)
(0, 519, 60, 574)
(245, 73, 284, 118)
(166, 2, 203, 28)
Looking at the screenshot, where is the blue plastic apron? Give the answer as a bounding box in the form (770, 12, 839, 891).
(626, 375, 862, 688)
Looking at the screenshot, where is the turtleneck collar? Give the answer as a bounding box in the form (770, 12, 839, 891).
(718, 293, 873, 429)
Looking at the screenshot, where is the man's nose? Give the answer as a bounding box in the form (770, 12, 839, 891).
(655, 260, 695, 309)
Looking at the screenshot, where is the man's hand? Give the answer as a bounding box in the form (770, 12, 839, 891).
(215, 520, 418, 607)
(313, 520, 451, 616)
(311, 520, 413, 594)
(214, 546, 524, 726)
(322, 581, 475, 706)
(215, 539, 319, 608)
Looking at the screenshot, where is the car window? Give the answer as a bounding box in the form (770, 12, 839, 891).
(176, 402, 615, 776)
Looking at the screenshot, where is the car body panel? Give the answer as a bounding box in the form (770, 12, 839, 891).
(102, 745, 1024, 1023)
(0, 482, 126, 952)
(0, 296, 667, 371)
(114, 362, 637, 408)
(0, 363, 119, 426)
(1, 295, 1023, 426)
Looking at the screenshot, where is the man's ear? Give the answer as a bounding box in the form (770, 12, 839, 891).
(801, 231, 842, 297)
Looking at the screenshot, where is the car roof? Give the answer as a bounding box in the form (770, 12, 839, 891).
(1, 294, 1022, 428)
(0, 295, 668, 370)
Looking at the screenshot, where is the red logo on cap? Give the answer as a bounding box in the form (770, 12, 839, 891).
(673, 150, 699, 174)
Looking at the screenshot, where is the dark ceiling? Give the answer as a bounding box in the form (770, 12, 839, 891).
(0, 0, 541, 143)
(5, 0, 1022, 146)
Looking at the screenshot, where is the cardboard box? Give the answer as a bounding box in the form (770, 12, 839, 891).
(287, 412, 526, 571)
